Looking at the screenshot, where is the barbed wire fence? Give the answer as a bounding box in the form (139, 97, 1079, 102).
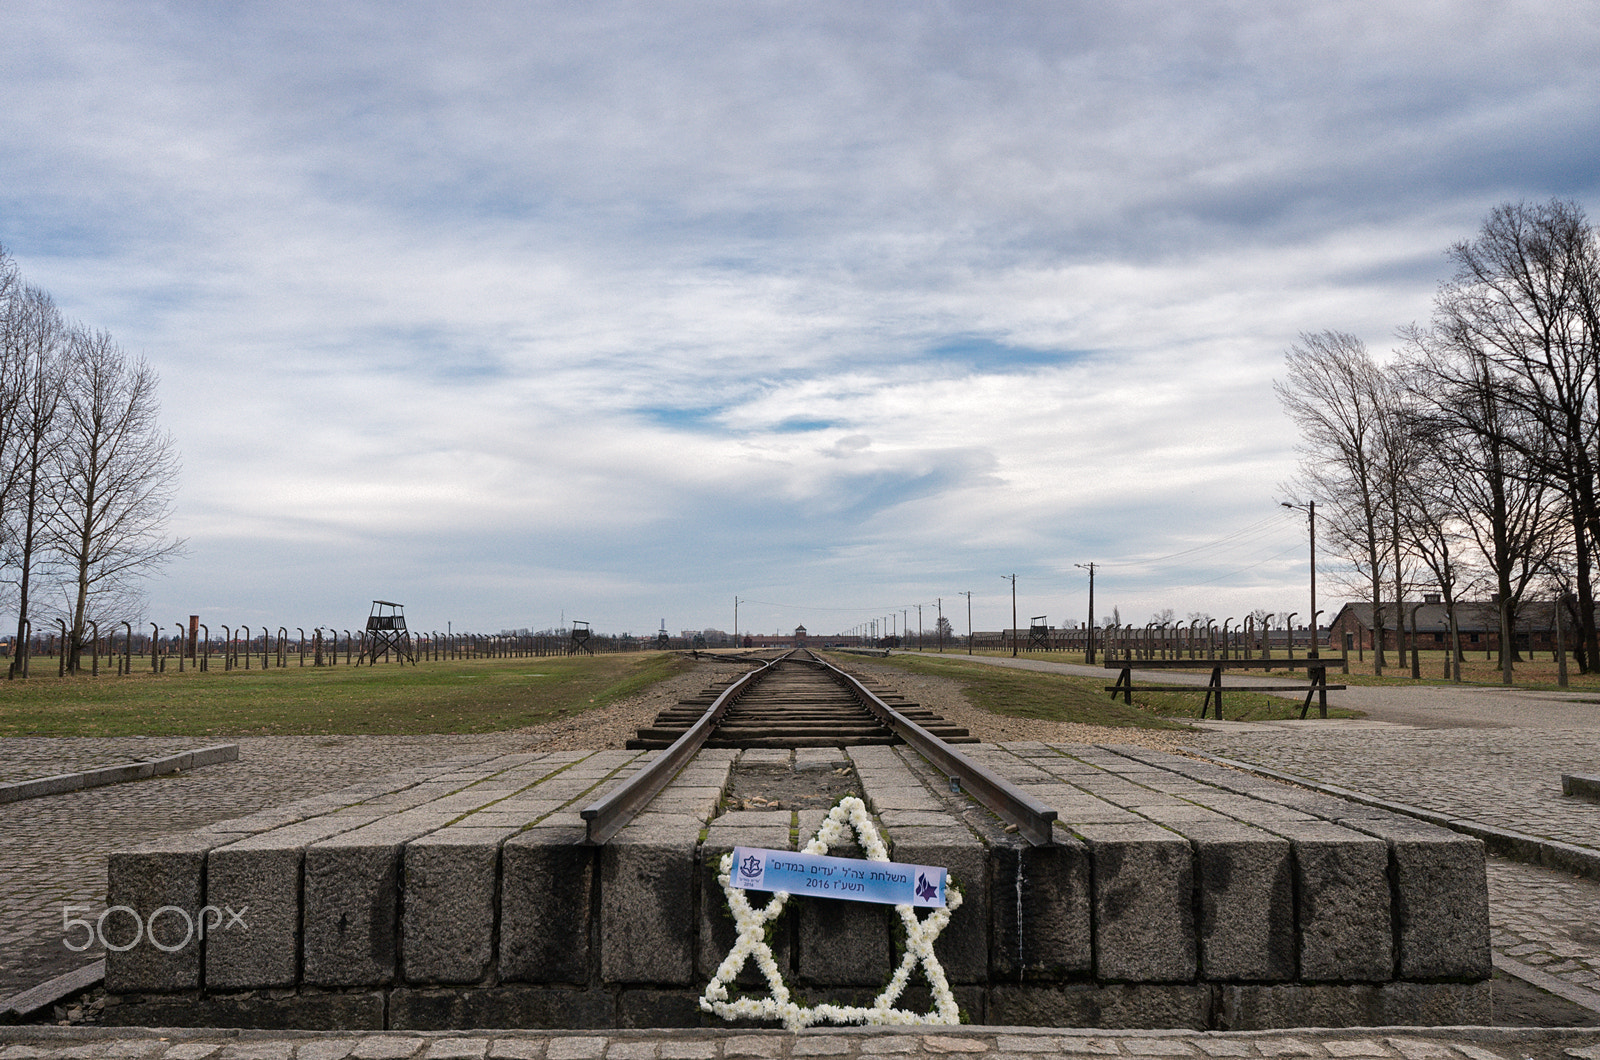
(0, 622, 686, 678)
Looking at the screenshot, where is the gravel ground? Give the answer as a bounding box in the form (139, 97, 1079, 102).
(832, 655, 1201, 751)
(510, 654, 1202, 753)
(513, 660, 752, 750)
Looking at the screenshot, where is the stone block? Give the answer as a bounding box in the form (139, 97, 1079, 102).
(1183, 824, 1294, 982)
(600, 815, 702, 985)
(1277, 823, 1392, 982)
(100, 989, 386, 1030)
(986, 982, 1211, 1029)
(794, 880, 892, 987)
(1215, 980, 1491, 1030)
(204, 841, 300, 989)
(647, 787, 725, 817)
(500, 823, 597, 984)
(1342, 818, 1491, 980)
(794, 748, 846, 770)
(1377, 980, 1491, 1024)
(989, 837, 1092, 980)
(616, 989, 706, 1028)
(1214, 983, 1383, 1030)
(790, 811, 893, 988)
(887, 828, 989, 984)
(204, 812, 384, 990)
(1184, 794, 1315, 823)
(699, 816, 793, 985)
(1073, 824, 1195, 983)
(303, 825, 424, 987)
(104, 834, 212, 993)
(388, 986, 615, 1030)
(859, 787, 944, 813)
(403, 828, 514, 984)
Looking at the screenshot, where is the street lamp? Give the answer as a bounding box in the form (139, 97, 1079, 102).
(1282, 501, 1318, 657)
(1003, 574, 1017, 656)
(1075, 562, 1097, 663)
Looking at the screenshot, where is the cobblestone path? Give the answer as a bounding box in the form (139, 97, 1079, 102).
(0, 739, 226, 785)
(0, 735, 532, 997)
(1489, 857, 1600, 990)
(1196, 728, 1600, 850)
(4, 1027, 1600, 1060)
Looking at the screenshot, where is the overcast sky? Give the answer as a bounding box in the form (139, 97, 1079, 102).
(3, 2, 1597, 639)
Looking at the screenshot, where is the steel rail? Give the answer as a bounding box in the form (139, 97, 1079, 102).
(580, 651, 788, 844)
(808, 651, 1059, 846)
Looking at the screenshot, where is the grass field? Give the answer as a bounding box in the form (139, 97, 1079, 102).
(0, 643, 1372, 739)
(851, 651, 1358, 726)
(0, 652, 696, 738)
(914, 646, 1600, 691)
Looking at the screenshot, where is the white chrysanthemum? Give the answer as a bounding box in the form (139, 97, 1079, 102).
(700, 794, 961, 1029)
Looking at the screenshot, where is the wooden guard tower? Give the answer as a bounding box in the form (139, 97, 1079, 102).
(1028, 615, 1052, 652)
(358, 600, 415, 665)
(568, 620, 593, 656)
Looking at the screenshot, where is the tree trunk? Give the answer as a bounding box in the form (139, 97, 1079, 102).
(1575, 501, 1598, 674)
(1499, 597, 1514, 685)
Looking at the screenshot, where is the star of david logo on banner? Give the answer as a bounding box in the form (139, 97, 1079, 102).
(699, 795, 963, 1030)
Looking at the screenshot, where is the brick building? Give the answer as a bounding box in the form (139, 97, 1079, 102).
(1326, 596, 1571, 654)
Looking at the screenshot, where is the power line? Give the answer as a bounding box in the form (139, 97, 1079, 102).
(1097, 512, 1297, 571)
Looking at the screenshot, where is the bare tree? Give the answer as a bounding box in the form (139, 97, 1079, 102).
(1276, 331, 1394, 671)
(0, 245, 24, 541)
(47, 327, 183, 671)
(2, 284, 66, 677)
(1401, 320, 1566, 680)
(1429, 200, 1600, 671)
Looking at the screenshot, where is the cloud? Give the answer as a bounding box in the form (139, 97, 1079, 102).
(2, 1, 1597, 632)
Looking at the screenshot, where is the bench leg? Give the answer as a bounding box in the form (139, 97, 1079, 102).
(1301, 666, 1329, 719)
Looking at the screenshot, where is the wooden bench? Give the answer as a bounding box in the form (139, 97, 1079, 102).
(1103, 657, 1346, 720)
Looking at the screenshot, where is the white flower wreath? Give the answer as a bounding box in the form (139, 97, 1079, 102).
(699, 795, 963, 1030)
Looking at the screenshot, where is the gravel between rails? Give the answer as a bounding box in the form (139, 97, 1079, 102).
(516, 654, 1200, 753)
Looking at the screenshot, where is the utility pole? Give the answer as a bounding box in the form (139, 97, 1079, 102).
(1003, 574, 1017, 657)
(734, 597, 742, 647)
(1282, 501, 1317, 657)
(1075, 562, 1097, 663)
(937, 597, 944, 653)
(960, 591, 973, 654)
(917, 604, 923, 651)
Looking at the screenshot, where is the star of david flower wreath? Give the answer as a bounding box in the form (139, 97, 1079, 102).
(699, 795, 963, 1030)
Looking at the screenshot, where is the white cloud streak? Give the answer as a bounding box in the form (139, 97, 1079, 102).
(2, 1, 1596, 633)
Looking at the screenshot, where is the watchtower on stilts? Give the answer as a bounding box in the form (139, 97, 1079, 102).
(1028, 615, 1052, 652)
(358, 600, 416, 665)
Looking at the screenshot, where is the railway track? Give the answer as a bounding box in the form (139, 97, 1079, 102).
(584, 648, 1056, 845)
(627, 651, 977, 749)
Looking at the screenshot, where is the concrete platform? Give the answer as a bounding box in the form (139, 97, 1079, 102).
(99, 743, 1492, 1032)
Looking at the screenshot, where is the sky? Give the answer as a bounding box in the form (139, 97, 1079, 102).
(2, 1, 1598, 640)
